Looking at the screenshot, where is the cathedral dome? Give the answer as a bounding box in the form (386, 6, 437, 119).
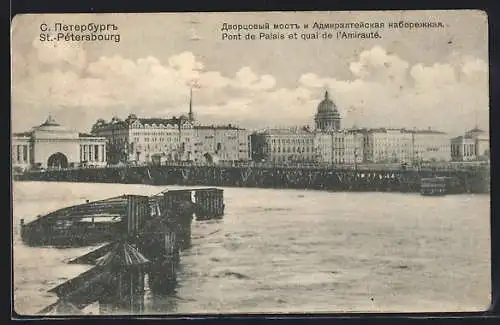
(317, 91, 338, 113)
(314, 91, 342, 131)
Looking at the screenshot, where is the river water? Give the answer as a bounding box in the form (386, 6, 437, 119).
(12, 181, 491, 315)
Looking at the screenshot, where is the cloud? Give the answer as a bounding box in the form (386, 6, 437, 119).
(410, 63, 456, 90)
(32, 39, 87, 70)
(349, 46, 410, 84)
(297, 47, 488, 134)
(233, 67, 276, 90)
(12, 41, 488, 136)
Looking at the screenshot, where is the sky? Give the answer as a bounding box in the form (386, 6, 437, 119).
(11, 11, 489, 136)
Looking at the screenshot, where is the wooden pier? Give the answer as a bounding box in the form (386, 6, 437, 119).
(23, 188, 225, 315)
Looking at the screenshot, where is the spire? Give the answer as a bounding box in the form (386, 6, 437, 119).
(188, 86, 194, 122)
(324, 90, 329, 100)
(43, 114, 59, 126)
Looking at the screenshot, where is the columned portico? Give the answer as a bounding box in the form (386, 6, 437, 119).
(12, 116, 108, 170)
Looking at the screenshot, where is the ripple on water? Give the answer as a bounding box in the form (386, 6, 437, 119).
(12, 182, 491, 314)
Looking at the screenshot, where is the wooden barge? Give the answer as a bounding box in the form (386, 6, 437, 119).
(420, 176, 462, 196)
(34, 189, 219, 315)
(20, 188, 225, 247)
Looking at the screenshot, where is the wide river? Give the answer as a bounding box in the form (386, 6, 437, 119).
(12, 181, 491, 315)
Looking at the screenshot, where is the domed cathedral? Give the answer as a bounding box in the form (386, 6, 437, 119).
(314, 90, 341, 131)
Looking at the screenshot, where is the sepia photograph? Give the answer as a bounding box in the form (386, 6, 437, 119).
(11, 10, 490, 315)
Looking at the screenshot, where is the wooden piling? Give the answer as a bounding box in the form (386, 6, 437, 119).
(163, 190, 194, 251)
(125, 195, 150, 242)
(193, 188, 224, 220)
(146, 227, 179, 295)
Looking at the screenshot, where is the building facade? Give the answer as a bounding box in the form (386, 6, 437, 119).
(313, 131, 363, 165)
(91, 114, 195, 164)
(411, 129, 451, 162)
(450, 127, 489, 161)
(362, 128, 451, 164)
(344, 130, 365, 164)
(12, 116, 107, 171)
(251, 91, 452, 165)
(363, 128, 413, 164)
(92, 114, 252, 165)
(450, 136, 477, 161)
(250, 128, 316, 163)
(193, 125, 251, 162)
(466, 127, 490, 159)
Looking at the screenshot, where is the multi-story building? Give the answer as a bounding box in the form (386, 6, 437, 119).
(362, 128, 451, 164)
(92, 115, 252, 165)
(313, 132, 337, 164)
(247, 90, 455, 166)
(313, 131, 363, 164)
(250, 128, 316, 163)
(344, 129, 365, 164)
(410, 128, 451, 162)
(450, 136, 477, 161)
(450, 126, 490, 161)
(12, 115, 107, 171)
(363, 128, 413, 163)
(476, 136, 490, 159)
(466, 127, 490, 159)
(192, 125, 251, 162)
(91, 114, 195, 164)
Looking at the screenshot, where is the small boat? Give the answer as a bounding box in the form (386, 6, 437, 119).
(420, 176, 461, 196)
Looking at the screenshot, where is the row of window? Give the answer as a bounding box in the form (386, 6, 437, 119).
(268, 146, 312, 153)
(269, 138, 314, 145)
(131, 131, 180, 136)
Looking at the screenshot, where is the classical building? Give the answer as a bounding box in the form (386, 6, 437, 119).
(250, 127, 316, 163)
(237, 89, 455, 166)
(344, 130, 365, 164)
(91, 114, 195, 164)
(466, 127, 490, 159)
(193, 125, 251, 162)
(313, 132, 338, 164)
(313, 131, 350, 164)
(362, 128, 451, 164)
(91, 88, 251, 164)
(363, 128, 413, 164)
(11, 115, 107, 171)
(450, 136, 477, 161)
(410, 128, 451, 162)
(450, 126, 489, 161)
(314, 91, 341, 131)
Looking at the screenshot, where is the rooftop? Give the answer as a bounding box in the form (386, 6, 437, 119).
(13, 131, 32, 137)
(195, 124, 245, 130)
(78, 133, 105, 138)
(364, 127, 446, 134)
(255, 127, 314, 135)
(467, 127, 485, 134)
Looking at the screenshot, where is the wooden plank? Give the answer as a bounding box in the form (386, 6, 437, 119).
(68, 243, 115, 265)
